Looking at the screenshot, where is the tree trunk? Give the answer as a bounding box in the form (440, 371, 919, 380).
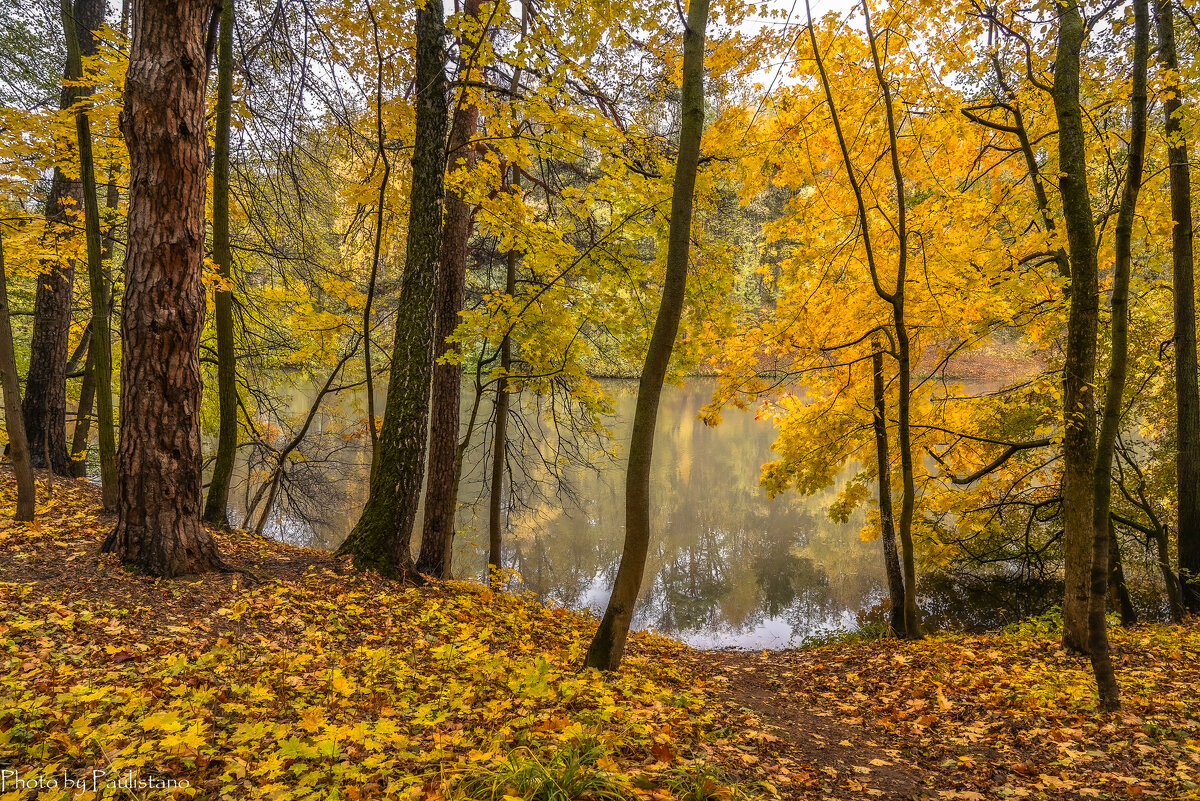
(101, 0, 224, 578)
(488, 247, 515, 582)
(1153, 520, 1185, 622)
(71, 166, 121, 479)
(362, 0, 389, 457)
(417, 0, 484, 578)
(861, 2, 922, 639)
(70, 342, 94, 478)
(872, 345, 906, 637)
(584, 0, 709, 671)
(0, 233, 36, 521)
(1087, 0, 1147, 710)
(1157, 0, 1200, 612)
(338, 0, 448, 580)
(24, 161, 75, 476)
(61, 0, 118, 509)
(1052, 0, 1101, 655)
(1107, 523, 1136, 626)
(23, 0, 105, 477)
(203, 0, 237, 527)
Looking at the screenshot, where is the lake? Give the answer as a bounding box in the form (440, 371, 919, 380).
(224, 378, 892, 649)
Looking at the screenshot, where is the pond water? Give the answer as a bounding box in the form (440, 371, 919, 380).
(225, 379, 892, 649)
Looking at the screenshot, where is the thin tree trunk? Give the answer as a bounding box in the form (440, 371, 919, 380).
(337, 0, 448, 581)
(61, 0, 117, 509)
(872, 345, 906, 637)
(1153, 521, 1185, 622)
(862, 1, 922, 639)
(71, 165, 120, 479)
(1053, 0, 1101, 655)
(1157, 0, 1200, 612)
(418, 0, 484, 578)
(248, 348, 355, 536)
(488, 247, 515, 582)
(362, 0, 388, 457)
(1086, 0, 1147, 710)
(102, 0, 224, 577)
(203, 0, 237, 527)
(584, 0, 709, 671)
(70, 343, 95, 478)
(1107, 523, 1136, 626)
(0, 233, 36, 521)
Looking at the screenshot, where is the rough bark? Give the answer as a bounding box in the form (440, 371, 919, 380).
(0, 233, 36, 521)
(872, 345, 906, 637)
(101, 0, 224, 577)
(338, 0, 448, 580)
(24, 163, 75, 476)
(1157, 0, 1200, 612)
(23, 0, 105, 476)
(1052, 0, 1101, 655)
(584, 0, 709, 671)
(202, 0, 237, 527)
(417, 0, 484, 578)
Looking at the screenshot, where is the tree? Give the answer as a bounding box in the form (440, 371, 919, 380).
(872, 342, 906, 636)
(801, 0, 922, 637)
(585, 0, 710, 671)
(101, 0, 225, 577)
(202, 0, 238, 527)
(1052, 0, 1100, 654)
(0, 230, 35, 521)
(1088, 0, 1149, 711)
(22, 0, 105, 477)
(1157, 0, 1200, 612)
(416, 0, 487, 579)
(61, 0, 118, 508)
(338, 0, 449, 580)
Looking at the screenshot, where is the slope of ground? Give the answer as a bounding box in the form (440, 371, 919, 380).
(1, 472, 1198, 800)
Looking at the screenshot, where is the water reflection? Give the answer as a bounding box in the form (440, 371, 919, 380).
(226, 379, 889, 649)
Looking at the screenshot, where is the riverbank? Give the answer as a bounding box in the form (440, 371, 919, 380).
(2, 473, 1198, 800)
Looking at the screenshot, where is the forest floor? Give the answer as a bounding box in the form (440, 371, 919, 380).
(1, 472, 1199, 801)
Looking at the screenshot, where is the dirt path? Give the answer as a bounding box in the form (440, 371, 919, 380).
(683, 650, 934, 800)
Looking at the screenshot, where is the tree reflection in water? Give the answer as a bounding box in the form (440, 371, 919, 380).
(231, 379, 890, 648)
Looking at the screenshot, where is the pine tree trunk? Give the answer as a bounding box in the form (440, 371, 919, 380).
(584, 0, 709, 671)
(338, 0, 448, 580)
(0, 233, 36, 521)
(872, 346, 906, 637)
(417, 0, 484, 578)
(1156, 0, 1200, 612)
(203, 0, 238, 527)
(1052, 0, 1100, 655)
(101, 0, 224, 577)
